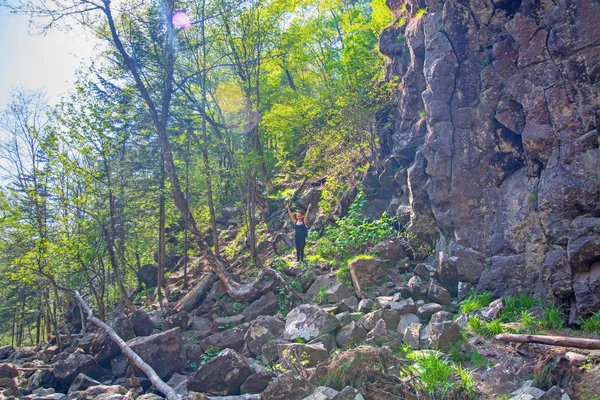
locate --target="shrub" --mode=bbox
[459,290,492,314]
[500,295,542,322]
[468,317,504,338]
[582,310,600,334]
[314,285,328,304]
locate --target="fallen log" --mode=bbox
[39,273,180,400]
[174,272,218,313]
[495,333,600,350]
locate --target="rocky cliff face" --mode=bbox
[376,0,600,322]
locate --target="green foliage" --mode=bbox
[581,310,600,334]
[277,286,291,317]
[315,188,395,276]
[405,350,476,399]
[200,347,221,365]
[289,278,303,293]
[459,290,492,314]
[314,285,328,304]
[468,317,504,338]
[500,295,542,323]
[533,361,556,391]
[415,7,428,17]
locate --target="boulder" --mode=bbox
[241,371,273,394]
[242,291,279,320]
[138,264,158,288]
[307,274,353,304]
[261,371,314,400]
[28,368,59,391]
[127,327,185,379]
[365,319,403,349]
[403,323,422,349]
[162,310,192,331]
[357,299,375,313]
[67,373,100,396]
[309,332,338,353]
[261,339,287,364]
[211,315,246,332]
[130,309,155,337]
[408,276,428,300]
[0,364,17,379]
[296,188,322,209]
[476,364,521,395]
[302,386,339,400]
[244,315,285,357]
[372,240,407,266]
[337,297,359,313]
[430,311,454,324]
[388,298,417,314]
[284,305,341,342]
[53,353,109,385]
[539,386,571,400]
[336,321,366,349]
[397,313,421,334]
[0,346,14,361]
[221,207,242,220]
[349,257,388,296]
[477,298,505,321]
[332,386,365,400]
[427,280,451,305]
[190,316,212,332]
[279,343,329,371]
[188,349,253,396]
[428,321,461,351]
[357,309,401,331]
[418,303,443,321]
[110,354,127,378]
[273,233,294,253]
[413,263,438,280]
[200,323,250,352]
[91,313,135,365]
[78,384,126,400]
[167,372,189,397]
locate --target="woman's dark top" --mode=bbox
[294,222,308,246]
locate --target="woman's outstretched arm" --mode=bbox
[305,203,313,228]
[286,205,296,223]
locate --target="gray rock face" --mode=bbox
[130,309,155,337]
[200,323,251,352]
[336,321,367,349]
[378,0,600,319]
[284,305,341,341]
[162,310,192,331]
[126,327,185,379]
[279,343,329,371]
[188,349,253,396]
[242,291,279,320]
[261,371,315,400]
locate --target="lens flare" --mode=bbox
[173,11,192,29]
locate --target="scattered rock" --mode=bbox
[427,280,451,305]
[240,371,272,394]
[53,353,109,385]
[337,297,359,313]
[127,327,185,379]
[564,351,588,366]
[349,257,388,297]
[279,343,329,370]
[428,321,461,351]
[110,354,127,378]
[408,276,428,300]
[78,384,126,400]
[242,291,279,321]
[397,313,421,334]
[188,349,253,396]
[365,319,403,349]
[372,240,406,266]
[244,315,285,357]
[357,309,401,331]
[336,321,367,349]
[137,264,158,288]
[307,274,353,304]
[302,386,339,400]
[476,364,521,396]
[261,371,314,400]
[284,305,341,342]
[200,323,251,352]
[418,303,443,320]
[539,386,571,400]
[0,364,17,379]
[67,373,100,396]
[332,386,365,400]
[130,309,155,337]
[357,299,375,313]
[211,315,246,332]
[0,346,14,361]
[91,313,135,365]
[162,310,192,331]
[413,263,438,280]
[403,323,422,349]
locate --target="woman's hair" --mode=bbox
[296,212,304,218]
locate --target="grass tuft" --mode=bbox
[582,310,600,334]
[459,290,492,314]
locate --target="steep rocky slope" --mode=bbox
[375,0,600,322]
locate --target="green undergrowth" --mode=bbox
[581,310,600,334]
[447,337,489,370]
[459,290,492,314]
[461,293,566,338]
[313,188,396,281]
[403,350,477,399]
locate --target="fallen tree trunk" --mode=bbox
[71,290,181,400]
[174,272,218,313]
[495,333,600,350]
[39,272,180,400]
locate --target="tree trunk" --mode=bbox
[495,333,600,350]
[158,153,166,304]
